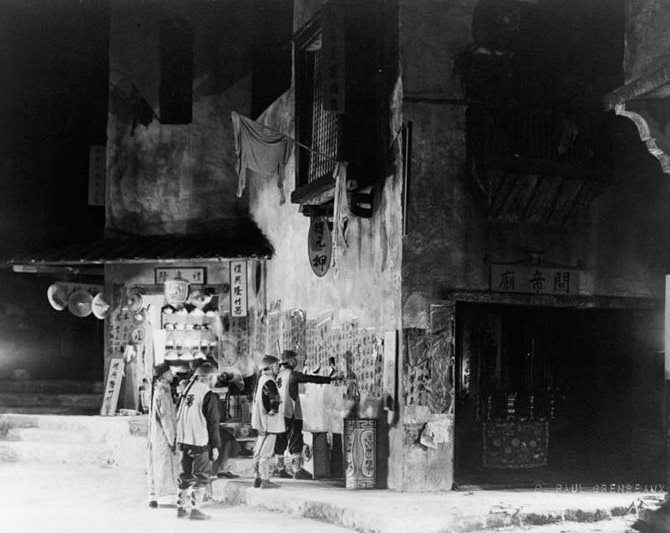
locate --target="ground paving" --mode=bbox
[212,477,664,533]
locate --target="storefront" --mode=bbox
[9,225,272,416]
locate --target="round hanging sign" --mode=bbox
[307,216,332,277]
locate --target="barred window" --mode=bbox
[307,47,339,183]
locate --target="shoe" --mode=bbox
[216,471,239,479]
[253,477,262,488]
[189,509,211,520]
[148,500,158,509]
[277,469,292,479]
[293,468,313,480]
[260,479,280,489]
[177,507,187,518]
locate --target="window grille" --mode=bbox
[307,48,339,183]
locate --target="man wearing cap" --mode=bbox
[251,355,284,488]
[274,350,340,480]
[175,362,221,520]
[147,363,177,509]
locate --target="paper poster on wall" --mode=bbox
[100,358,124,416]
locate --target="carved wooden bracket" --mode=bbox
[613,103,670,174]
[603,64,670,175]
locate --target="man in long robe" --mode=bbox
[147,363,177,508]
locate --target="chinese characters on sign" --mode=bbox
[230,261,248,318]
[490,264,580,295]
[155,267,206,285]
[100,358,124,416]
[308,216,332,277]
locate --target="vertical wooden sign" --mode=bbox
[100,357,124,416]
[230,261,248,317]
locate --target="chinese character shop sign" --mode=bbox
[230,261,248,317]
[490,264,581,295]
[308,216,332,277]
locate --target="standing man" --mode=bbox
[251,355,285,488]
[175,362,221,520]
[274,350,339,480]
[147,363,177,509]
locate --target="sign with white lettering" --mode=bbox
[308,217,332,277]
[230,261,248,317]
[100,358,124,416]
[490,264,580,295]
[155,267,206,285]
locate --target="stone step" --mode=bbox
[0,414,149,470]
[0,441,119,467]
[0,435,147,470]
[0,406,101,415]
[0,380,104,394]
[5,427,106,444]
[0,392,102,409]
[226,457,255,477]
[0,413,148,439]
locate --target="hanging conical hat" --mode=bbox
[91,293,111,320]
[47,283,69,311]
[68,290,93,318]
[123,291,144,313]
[188,289,212,309]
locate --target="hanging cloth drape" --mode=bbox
[331,162,350,270]
[231,111,293,204]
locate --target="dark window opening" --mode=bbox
[251,0,293,119]
[159,19,193,125]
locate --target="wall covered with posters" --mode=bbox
[246,86,404,488]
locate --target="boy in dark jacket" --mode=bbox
[175,362,221,520]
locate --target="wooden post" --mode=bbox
[664,276,670,496]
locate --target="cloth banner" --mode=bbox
[231,111,293,204]
[301,382,344,434]
[331,162,350,270]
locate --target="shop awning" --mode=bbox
[7,219,273,271]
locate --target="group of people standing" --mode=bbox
[251,350,338,488]
[146,349,339,520]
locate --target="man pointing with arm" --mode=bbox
[274,350,340,480]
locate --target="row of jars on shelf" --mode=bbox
[165,341,218,362]
[162,307,218,330]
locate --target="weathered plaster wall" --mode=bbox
[107,0,253,235]
[398,0,670,491]
[400,0,471,99]
[401,0,670,305]
[247,86,404,488]
[624,0,670,81]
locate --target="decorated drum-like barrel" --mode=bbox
[343,418,376,489]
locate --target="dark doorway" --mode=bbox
[454,302,662,488]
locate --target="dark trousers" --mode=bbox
[178,445,210,490]
[274,417,303,456]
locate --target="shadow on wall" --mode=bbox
[0,269,103,381]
